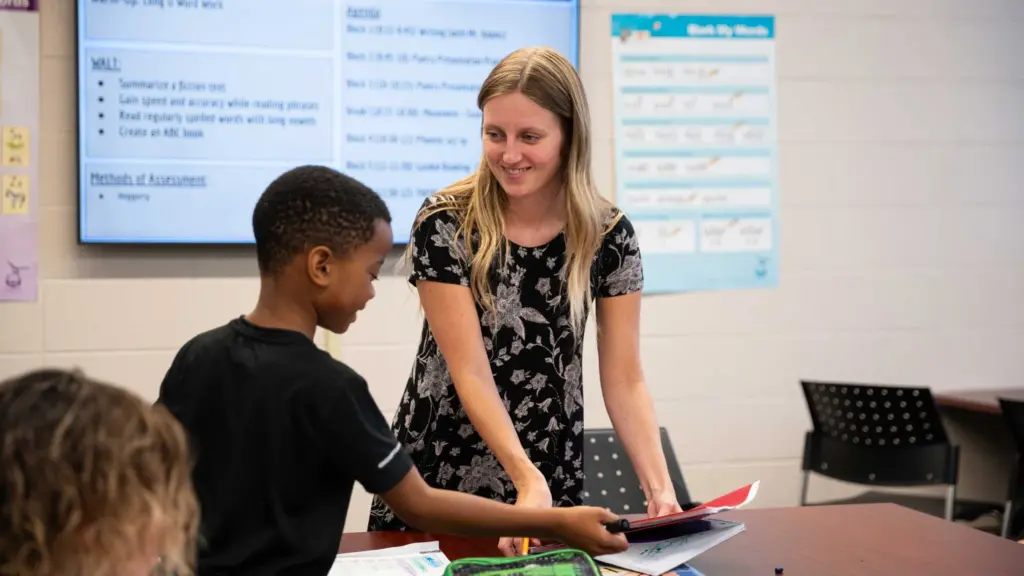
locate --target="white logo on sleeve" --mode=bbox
[377,443,402,469]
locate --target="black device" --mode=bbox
[603,518,631,534]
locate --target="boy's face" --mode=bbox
[310,218,393,334]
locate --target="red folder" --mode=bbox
[619,480,759,537]
[532,481,759,553]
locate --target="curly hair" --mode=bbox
[252,165,392,275]
[0,369,199,576]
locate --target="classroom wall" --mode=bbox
[2,0,1022,533]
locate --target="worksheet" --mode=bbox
[330,541,450,576]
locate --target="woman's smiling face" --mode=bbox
[482,91,564,200]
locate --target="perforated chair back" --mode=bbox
[998,398,1024,537]
[581,427,693,515]
[999,398,1024,455]
[800,380,958,486]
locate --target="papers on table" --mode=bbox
[596,519,745,575]
[329,541,450,576]
[601,563,706,575]
[595,481,759,574]
[331,481,758,576]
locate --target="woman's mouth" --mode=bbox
[503,166,531,178]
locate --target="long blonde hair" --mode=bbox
[407,46,620,334]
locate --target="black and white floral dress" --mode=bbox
[367,197,644,531]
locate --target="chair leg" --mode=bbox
[1001,500,1013,538]
[943,484,956,521]
[799,470,810,506]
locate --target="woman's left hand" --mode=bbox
[646,489,683,518]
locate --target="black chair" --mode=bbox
[581,427,698,514]
[997,398,1024,539]
[799,380,963,520]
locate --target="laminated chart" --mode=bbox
[610,14,778,294]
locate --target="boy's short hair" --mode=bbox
[252,165,392,275]
[0,368,198,576]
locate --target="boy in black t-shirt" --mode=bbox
[157,166,628,576]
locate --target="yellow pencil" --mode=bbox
[521,537,530,555]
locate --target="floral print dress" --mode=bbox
[367,198,644,531]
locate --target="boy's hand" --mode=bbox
[553,506,630,557]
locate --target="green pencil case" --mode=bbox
[443,548,601,575]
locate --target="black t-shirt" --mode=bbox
[157,317,413,576]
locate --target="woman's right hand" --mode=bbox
[497,474,553,556]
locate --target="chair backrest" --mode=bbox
[998,398,1024,501]
[999,398,1024,450]
[800,380,958,486]
[581,427,693,514]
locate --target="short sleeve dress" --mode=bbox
[367,197,644,531]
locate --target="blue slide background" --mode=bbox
[76,0,579,244]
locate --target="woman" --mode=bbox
[368,46,681,554]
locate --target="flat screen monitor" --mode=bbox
[75,0,580,245]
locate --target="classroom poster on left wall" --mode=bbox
[0,1,40,302]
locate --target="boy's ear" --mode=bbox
[306,246,334,287]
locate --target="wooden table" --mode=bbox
[341,503,1024,574]
[935,389,1024,415]
[934,389,1023,539]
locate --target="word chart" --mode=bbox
[611,14,778,293]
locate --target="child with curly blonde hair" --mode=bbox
[0,368,199,576]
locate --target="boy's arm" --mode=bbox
[380,467,628,557]
[325,371,416,496]
[323,369,626,557]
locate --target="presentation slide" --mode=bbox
[76,0,579,244]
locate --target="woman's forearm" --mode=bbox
[416,281,543,488]
[451,371,543,486]
[603,379,673,497]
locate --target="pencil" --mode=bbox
[521,537,530,555]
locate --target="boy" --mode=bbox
[156,165,628,575]
[0,368,198,576]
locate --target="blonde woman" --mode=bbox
[368,46,682,555]
[0,368,198,576]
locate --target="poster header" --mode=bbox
[0,0,37,12]
[612,14,774,40]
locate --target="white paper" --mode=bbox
[595,519,745,575]
[336,541,445,559]
[330,540,450,576]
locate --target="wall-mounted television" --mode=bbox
[75,0,580,245]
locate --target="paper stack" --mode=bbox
[600,564,706,575]
[330,540,450,576]
[594,481,759,575]
[533,480,759,575]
